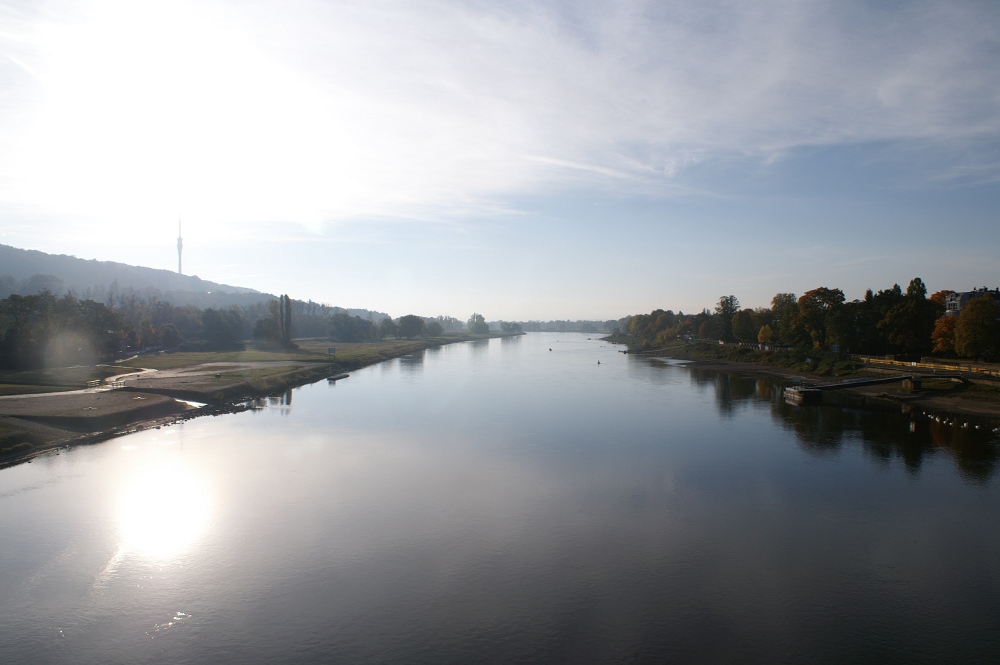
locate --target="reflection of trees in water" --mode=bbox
[633,359,685,386]
[689,369,780,418]
[690,367,999,482]
[399,350,426,373]
[266,389,293,413]
[774,391,999,483]
[772,402,848,455]
[266,390,292,406]
[469,339,490,359]
[923,419,999,483]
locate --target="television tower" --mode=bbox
[177,219,183,275]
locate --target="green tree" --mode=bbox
[468,313,489,334]
[159,322,182,348]
[78,298,123,361]
[426,321,444,336]
[379,316,398,340]
[139,317,157,348]
[253,316,279,341]
[698,319,715,339]
[714,295,739,342]
[771,293,800,344]
[954,297,1000,359]
[398,314,425,339]
[255,295,295,345]
[278,294,293,343]
[0,292,62,368]
[201,307,244,346]
[731,308,757,343]
[328,312,374,342]
[878,278,941,355]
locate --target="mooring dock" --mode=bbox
[783,373,965,405]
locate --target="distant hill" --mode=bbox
[0,243,390,319]
[0,243,270,308]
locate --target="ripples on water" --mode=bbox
[1,333,999,664]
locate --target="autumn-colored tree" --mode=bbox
[929,289,955,306]
[753,307,774,332]
[931,316,957,354]
[757,324,775,344]
[797,287,845,349]
[954,297,1000,359]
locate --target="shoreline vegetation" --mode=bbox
[609,278,1000,427]
[606,336,1000,425]
[0,331,521,468]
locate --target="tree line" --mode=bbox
[0,288,504,369]
[621,278,1000,361]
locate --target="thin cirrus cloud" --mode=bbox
[0,0,998,238]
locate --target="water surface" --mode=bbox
[2,333,999,663]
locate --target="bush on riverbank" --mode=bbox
[650,340,857,376]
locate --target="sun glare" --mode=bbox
[7,0,547,235]
[118,462,212,560]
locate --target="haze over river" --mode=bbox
[2,333,999,663]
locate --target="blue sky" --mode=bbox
[1,0,998,320]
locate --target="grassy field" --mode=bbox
[0,365,123,394]
[1,334,508,398]
[296,336,487,367]
[117,334,498,372]
[117,347,332,370]
[0,384,77,396]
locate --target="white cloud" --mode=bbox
[1,0,998,233]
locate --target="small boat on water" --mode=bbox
[328,373,350,382]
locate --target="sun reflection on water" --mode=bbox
[118,463,212,560]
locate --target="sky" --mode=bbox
[1,0,999,321]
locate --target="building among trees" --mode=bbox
[944,287,1000,316]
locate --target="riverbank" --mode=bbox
[617,339,1000,424]
[0,332,520,467]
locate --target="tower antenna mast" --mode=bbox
[177,218,183,275]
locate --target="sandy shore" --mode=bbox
[0,334,522,467]
[0,361,347,467]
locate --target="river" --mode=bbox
[2,333,999,663]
